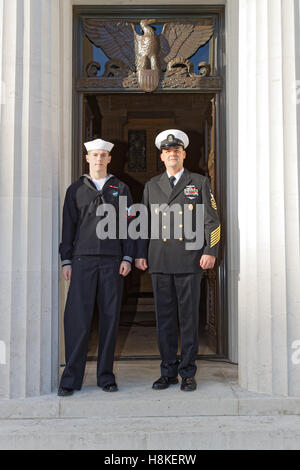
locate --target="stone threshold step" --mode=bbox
[126,298,155,305]
[121,305,156,312]
[1,393,300,420]
[1,415,300,450]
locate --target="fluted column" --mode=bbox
[0,0,60,398]
[225,0,239,364]
[238,0,300,395]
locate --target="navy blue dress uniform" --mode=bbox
[136,130,221,387]
[59,139,134,393]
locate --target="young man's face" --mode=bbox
[86,149,111,173]
[160,146,186,172]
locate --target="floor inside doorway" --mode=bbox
[87,295,216,359]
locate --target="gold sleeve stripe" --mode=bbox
[211,233,220,244]
[210,225,221,248]
[211,235,220,246]
[211,196,217,211]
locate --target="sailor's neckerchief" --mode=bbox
[82,174,115,215]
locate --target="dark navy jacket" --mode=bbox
[136,169,221,274]
[59,174,135,265]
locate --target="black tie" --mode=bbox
[169,176,176,188]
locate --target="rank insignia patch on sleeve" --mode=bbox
[210,191,217,210]
[210,225,221,248]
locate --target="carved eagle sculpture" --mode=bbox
[83,19,215,92]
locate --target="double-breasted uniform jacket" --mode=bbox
[136,169,221,274]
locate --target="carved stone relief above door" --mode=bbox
[77,18,222,93]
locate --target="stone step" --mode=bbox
[121,304,155,312]
[121,296,155,312]
[0,389,299,420]
[1,415,300,450]
[126,297,155,305]
[1,361,300,449]
[1,361,300,421]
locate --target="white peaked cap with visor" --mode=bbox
[155,129,189,150]
[84,138,114,153]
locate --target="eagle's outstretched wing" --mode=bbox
[161,21,215,64]
[82,20,136,70]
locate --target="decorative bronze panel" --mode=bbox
[81,18,219,92]
[128,130,147,171]
[156,147,165,173]
[76,76,222,92]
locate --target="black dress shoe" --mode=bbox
[102,383,118,392]
[180,377,197,391]
[152,376,179,390]
[57,387,74,397]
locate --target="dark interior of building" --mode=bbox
[83,92,218,359]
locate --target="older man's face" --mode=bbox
[160,146,186,172]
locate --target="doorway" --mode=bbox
[81,92,220,359]
[70,5,227,363]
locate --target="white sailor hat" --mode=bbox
[84,138,114,153]
[155,129,189,150]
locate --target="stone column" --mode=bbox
[225,0,240,364]
[0,0,61,398]
[238,0,300,395]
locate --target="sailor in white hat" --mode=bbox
[58,137,134,396]
[84,138,114,154]
[136,129,221,392]
[83,138,114,191]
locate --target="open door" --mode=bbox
[66,6,227,368]
[82,93,220,358]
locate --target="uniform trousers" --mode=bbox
[151,272,202,379]
[59,255,123,390]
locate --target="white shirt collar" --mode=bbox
[91,173,112,182]
[166,168,185,185]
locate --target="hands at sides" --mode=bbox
[62,261,132,280]
[135,257,216,271]
[119,261,132,277]
[63,257,213,279]
[135,259,148,271]
[200,255,216,270]
[62,265,72,281]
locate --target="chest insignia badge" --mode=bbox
[184,185,199,198]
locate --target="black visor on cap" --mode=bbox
[160,136,184,149]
